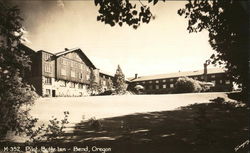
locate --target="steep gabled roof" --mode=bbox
[129,68,225,82]
[54,48,96,69]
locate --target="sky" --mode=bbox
[11,0,217,78]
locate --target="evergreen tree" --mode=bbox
[89,68,99,95]
[113,65,127,94]
[107,79,114,91]
[0,2,37,138]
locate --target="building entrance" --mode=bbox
[52,90,56,97]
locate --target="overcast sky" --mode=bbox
[13,0,217,78]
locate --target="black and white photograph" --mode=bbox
[0,0,249,153]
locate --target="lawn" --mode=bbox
[2,93,249,153]
[48,97,247,153]
[30,92,233,124]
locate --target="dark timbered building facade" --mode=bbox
[128,68,233,94]
[23,46,101,97]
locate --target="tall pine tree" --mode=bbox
[113,65,127,94]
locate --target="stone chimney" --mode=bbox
[135,73,138,79]
[204,60,210,82]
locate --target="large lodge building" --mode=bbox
[21,45,233,97]
[21,45,113,97]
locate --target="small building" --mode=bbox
[128,67,233,94]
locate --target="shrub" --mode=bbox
[87,117,102,130]
[26,111,70,143]
[174,77,202,93]
[198,81,213,92]
[210,97,225,104]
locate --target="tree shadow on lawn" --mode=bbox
[52,98,249,153]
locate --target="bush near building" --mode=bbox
[174,77,202,93]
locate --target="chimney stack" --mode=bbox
[204,60,210,82]
[135,73,138,79]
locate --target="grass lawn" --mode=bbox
[30,92,234,124]
[50,98,248,153]
[2,93,249,153]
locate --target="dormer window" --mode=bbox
[45,64,52,73]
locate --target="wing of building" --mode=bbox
[21,45,114,97]
[128,67,233,94]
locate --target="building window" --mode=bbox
[61,68,66,76]
[45,64,52,73]
[200,76,204,79]
[71,61,74,67]
[211,75,215,78]
[170,79,174,82]
[71,70,75,78]
[45,89,50,96]
[162,80,166,83]
[170,84,174,88]
[142,81,145,84]
[79,72,83,79]
[155,80,159,83]
[225,80,231,84]
[44,77,52,85]
[163,84,166,88]
[44,53,50,61]
[219,80,223,84]
[149,81,152,83]
[211,80,216,85]
[70,82,75,88]
[156,85,159,89]
[103,80,106,86]
[86,74,90,80]
[149,85,153,89]
[194,77,198,80]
